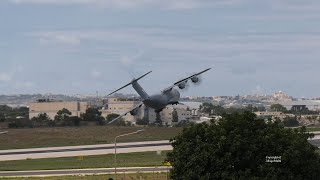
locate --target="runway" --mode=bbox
[0,140,172,161]
[0,138,317,162]
[0,166,172,177]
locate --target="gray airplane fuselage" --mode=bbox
[132,81,180,112]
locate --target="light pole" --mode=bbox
[114,129,145,179]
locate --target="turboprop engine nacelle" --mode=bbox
[178,81,186,89]
[191,76,199,83]
[130,108,138,115]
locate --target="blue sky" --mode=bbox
[0,0,320,97]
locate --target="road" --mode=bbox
[0,140,172,161]
[0,166,172,177]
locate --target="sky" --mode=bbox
[0,0,320,97]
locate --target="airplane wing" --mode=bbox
[107,102,144,124]
[107,71,152,96]
[162,68,211,92]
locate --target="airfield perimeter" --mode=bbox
[0,126,182,150]
[0,126,319,179]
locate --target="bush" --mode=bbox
[136,118,149,125]
[283,117,300,127]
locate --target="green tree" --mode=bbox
[136,116,149,125]
[167,112,320,180]
[201,102,215,114]
[282,116,300,127]
[270,104,287,112]
[82,108,103,120]
[172,109,179,123]
[36,113,50,122]
[31,113,51,127]
[0,105,29,120]
[81,108,105,125]
[0,105,12,112]
[68,116,81,126]
[54,108,72,126]
[155,113,162,125]
[0,113,5,122]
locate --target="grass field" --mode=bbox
[0,126,182,150]
[0,151,169,171]
[0,173,169,180]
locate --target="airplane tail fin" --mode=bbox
[107,71,152,99]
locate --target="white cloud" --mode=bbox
[120,51,143,67]
[0,73,12,82]
[14,81,35,88]
[8,0,252,10]
[33,32,81,45]
[29,28,320,58]
[91,69,101,78]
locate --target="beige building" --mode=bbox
[101,98,143,122]
[29,101,88,120]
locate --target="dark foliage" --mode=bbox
[172,109,179,123]
[0,105,29,121]
[136,116,149,125]
[282,116,300,127]
[167,112,320,180]
[81,108,105,125]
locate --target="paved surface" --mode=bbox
[0,167,172,177]
[309,139,320,147]
[309,131,320,134]
[0,140,172,161]
[309,134,320,140]
[307,131,320,140]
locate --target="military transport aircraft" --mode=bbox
[107,68,211,124]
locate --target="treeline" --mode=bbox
[6,107,128,128]
[270,103,319,115]
[200,103,266,115]
[201,103,320,116]
[0,105,29,122]
[200,103,319,127]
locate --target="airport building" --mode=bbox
[277,100,320,111]
[29,100,88,120]
[100,97,143,122]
